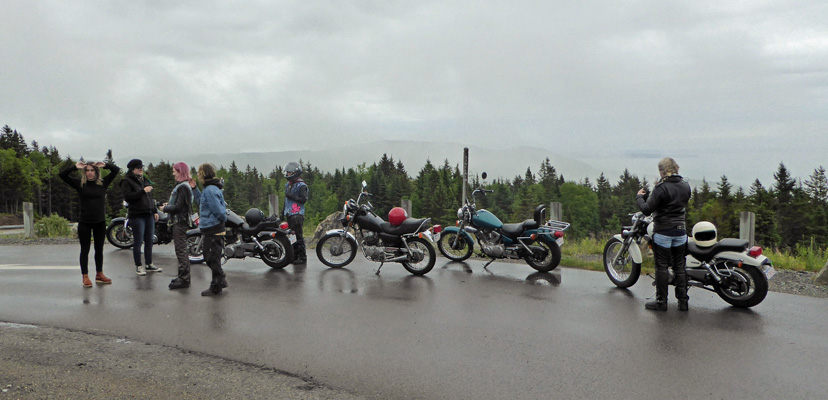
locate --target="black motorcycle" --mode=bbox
[315,181,439,275]
[185,208,295,269]
[106,201,175,249]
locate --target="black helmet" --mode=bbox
[244,208,265,227]
[284,162,302,181]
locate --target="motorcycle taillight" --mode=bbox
[553,230,564,239]
[280,222,289,230]
[749,246,763,257]
[432,225,442,234]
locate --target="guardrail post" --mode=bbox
[401,199,412,218]
[739,211,755,247]
[549,202,562,221]
[23,202,35,239]
[268,194,279,218]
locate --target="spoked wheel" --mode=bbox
[437,231,473,261]
[316,234,358,268]
[523,240,561,272]
[106,221,134,249]
[261,236,293,269]
[715,264,768,308]
[603,237,641,288]
[186,233,204,263]
[402,237,437,275]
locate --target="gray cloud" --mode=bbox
[2,0,826,185]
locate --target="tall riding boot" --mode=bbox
[646,244,670,311]
[293,241,307,264]
[671,244,689,311]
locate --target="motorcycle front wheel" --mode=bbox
[402,237,437,275]
[261,236,293,269]
[715,264,768,308]
[523,239,561,272]
[316,234,358,268]
[603,237,641,288]
[106,221,134,249]
[186,233,204,264]
[437,231,473,261]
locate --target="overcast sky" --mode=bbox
[2,0,826,187]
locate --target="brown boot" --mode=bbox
[95,272,112,284]
[82,274,93,288]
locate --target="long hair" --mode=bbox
[80,165,102,187]
[173,162,191,182]
[198,163,217,182]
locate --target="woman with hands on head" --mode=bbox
[59,159,120,287]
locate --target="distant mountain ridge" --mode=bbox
[163,140,609,183]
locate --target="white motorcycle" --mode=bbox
[603,212,776,308]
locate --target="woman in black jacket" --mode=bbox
[59,160,120,287]
[636,157,692,311]
[121,159,160,276]
[162,162,198,289]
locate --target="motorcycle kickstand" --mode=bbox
[374,262,384,275]
[482,258,496,269]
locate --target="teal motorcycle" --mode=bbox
[437,174,570,272]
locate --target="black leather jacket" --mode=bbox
[636,175,691,232]
[121,171,157,217]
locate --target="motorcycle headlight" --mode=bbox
[457,207,464,219]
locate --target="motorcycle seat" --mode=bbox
[380,218,428,235]
[240,219,282,237]
[687,238,749,263]
[501,219,539,238]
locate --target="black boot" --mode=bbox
[678,300,689,311]
[169,278,190,289]
[201,287,222,296]
[645,299,668,311]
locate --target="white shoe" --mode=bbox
[136,264,147,276]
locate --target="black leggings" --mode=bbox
[77,221,106,274]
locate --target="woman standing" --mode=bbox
[162,162,198,289]
[196,163,228,296]
[59,160,120,287]
[636,157,692,311]
[121,159,161,276]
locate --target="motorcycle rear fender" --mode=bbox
[710,251,767,267]
[110,217,127,223]
[441,226,474,245]
[325,229,357,243]
[613,233,643,264]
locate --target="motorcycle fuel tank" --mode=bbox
[472,209,503,230]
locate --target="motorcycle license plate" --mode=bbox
[763,265,776,280]
[556,237,564,247]
[288,234,297,244]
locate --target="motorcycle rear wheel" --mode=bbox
[261,236,293,269]
[402,237,437,275]
[437,231,473,261]
[106,221,134,249]
[715,264,768,308]
[523,239,561,272]
[316,234,357,268]
[603,237,641,288]
[186,233,204,264]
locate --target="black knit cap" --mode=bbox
[127,159,143,170]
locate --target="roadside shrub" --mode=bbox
[35,214,72,238]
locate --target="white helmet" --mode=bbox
[692,221,718,247]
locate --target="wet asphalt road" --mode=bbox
[1,244,827,399]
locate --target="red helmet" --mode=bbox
[388,207,408,226]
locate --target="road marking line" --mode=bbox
[0,265,77,270]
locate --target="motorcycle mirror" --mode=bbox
[481,172,487,180]
[361,180,367,189]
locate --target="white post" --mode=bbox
[739,211,755,247]
[23,202,35,239]
[268,194,279,217]
[549,202,562,222]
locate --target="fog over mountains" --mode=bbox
[135,140,721,189]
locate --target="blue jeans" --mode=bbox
[130,214,155,266]
[653,233,687,248]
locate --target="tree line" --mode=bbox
[2,124,826,254]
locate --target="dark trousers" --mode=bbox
[130,214,155,266]
[203,232,226,291]
[172,222,190,282]
[287,214,306,262]
[653,243,689,303]
[77,221,106,275]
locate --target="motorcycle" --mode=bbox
[603,212,776,308]
[315,181,440,275]
[106,201,177,249]
[185,208,295,269]
[437,173,570,272]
